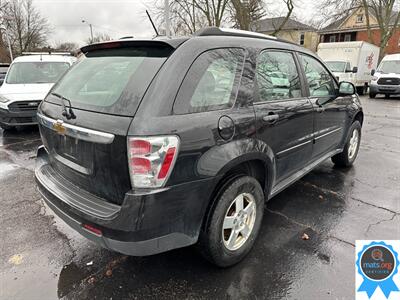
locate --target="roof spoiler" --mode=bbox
[80,38,188,53]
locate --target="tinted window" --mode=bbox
[256,51,302,102]
[300,54,336,97]
[48,46,172,116]
[6,62,70,84]
[174,48,244,114]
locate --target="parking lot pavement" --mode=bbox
[0,95,399,300]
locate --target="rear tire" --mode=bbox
[369,92,376,99]
[332,121,361,168]
[198,176,264,267]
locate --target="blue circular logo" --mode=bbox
[356,241,399,298]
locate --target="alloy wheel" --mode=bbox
[348,128,359,160]
[222,193,257,251]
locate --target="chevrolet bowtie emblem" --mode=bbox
[53,120,66,135]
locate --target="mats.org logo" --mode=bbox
[356,240,400,300]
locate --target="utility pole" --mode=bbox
[82,19,94,42]
[164,0,170,37]
[0,26,13,62]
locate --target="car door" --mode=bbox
[253,49,314,183]
[298,53,348,159]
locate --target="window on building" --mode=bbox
[329,35,336,43]
[356,14,364,23]
[299,32,305,45]
[344,34,352,42]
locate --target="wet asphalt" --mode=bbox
[0,95,399,300]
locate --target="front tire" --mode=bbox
[198,176,264,267]
[369,92,376,98]
[357,86,366,95]
[332,121,361,168]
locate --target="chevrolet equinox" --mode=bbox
[35,27,363,267]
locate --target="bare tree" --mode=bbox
[365,0,400,60]
[154,0,209,35]
[1,0,50,55]
[152,0,230,35]
[194,0,230,27]
[271,0,294,36]
[85,32,112,45]
[54,41,80,51]
[318,0,400,60]
[230,0,265,30]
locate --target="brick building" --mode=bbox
[319,7,400,56]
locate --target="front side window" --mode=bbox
[174,48,245,114]
[6,62,70,84]
[325,61,346,73]
[256,51,302,102]
[300,54,337,97]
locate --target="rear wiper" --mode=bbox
[51,92,76,120]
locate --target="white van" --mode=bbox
[369,53,400,98]
[317,41,380,95]
[0,53,76,130]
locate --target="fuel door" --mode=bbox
[218,115,235,140]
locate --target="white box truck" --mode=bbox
[317,41,380,95]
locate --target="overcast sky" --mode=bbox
[33,0,316,47]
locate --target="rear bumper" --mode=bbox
[0,107,38,126]
[35,146,219,256]
[369,83,400,95]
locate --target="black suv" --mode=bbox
[35,28,363,267]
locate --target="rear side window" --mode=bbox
[174,48,245,114]
[256,50,302,102]
[47,46,172,116]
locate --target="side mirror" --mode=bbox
[339,81,356,96]
[371,69,375,76]
[352,66,358,73]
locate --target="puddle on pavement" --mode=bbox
[0,161,20,179]
[57,262,87,298]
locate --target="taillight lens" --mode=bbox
[127,136,179,188]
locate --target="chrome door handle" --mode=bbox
[262,114,279,123]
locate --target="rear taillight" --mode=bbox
[127,136,179,188]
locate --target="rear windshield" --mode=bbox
[6,62,70,84]
[47,46,172,116]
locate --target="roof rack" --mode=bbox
[194,27,277,41]
[21,51,73,56]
